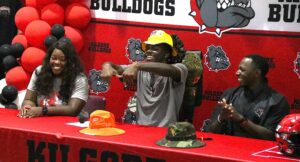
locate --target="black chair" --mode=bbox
[77,95,106,123]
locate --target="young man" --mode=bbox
[0,0,23,79]
[0,0,22,45]
[205,54,290,140]
[101,30,188,127]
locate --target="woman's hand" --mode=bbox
[18,105,43,118]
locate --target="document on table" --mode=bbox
[66,121,90,128]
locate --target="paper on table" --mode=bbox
[66,121,90,128]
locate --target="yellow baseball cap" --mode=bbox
[142,30,177,57]
[79,110,125,136]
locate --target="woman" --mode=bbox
[18,39,88,118]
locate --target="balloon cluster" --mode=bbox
[0,43,24,73]
[3,0,91,92]
[44,24,64,48]
[0,85,18,109]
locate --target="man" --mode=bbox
[101,30,188,127]
[205,54,290,140]
[0,0,23,79]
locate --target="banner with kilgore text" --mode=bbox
[81,0,300,129]
[0,128,169,162]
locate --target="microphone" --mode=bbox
[77,110,89,123]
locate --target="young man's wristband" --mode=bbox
[42,105,48,116]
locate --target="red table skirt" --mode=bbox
[0,109,298,162]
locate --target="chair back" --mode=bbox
[80,95,106,116]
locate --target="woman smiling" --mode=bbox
[18,39,88,118]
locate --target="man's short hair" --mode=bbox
[245,54,269,78]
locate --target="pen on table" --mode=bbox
[198,137,213,141]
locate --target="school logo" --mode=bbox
[204,45,230,72]
[126,38,145,62]
[254,107,265,118]
[189,0,255,36]
[89,69,109,94]
[294,52,300,79]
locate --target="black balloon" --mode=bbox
[5,103,18,109]
[44,35,58,48]
[11,43,25,58]
[0,44,12,60]
[0,94,8,105]
[3,55,18,71]
[51,24,65,39]
[2,85,18,103]
[59,37,72,44]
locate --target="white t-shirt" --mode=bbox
[27,66,88,107]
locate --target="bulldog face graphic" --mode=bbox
[126,38,145,62]
[294,53,300,79]
[89,69,109,94]
[190,0,255,36]
[204,45,230,72]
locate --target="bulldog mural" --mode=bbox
[126,38,145,62]
[190,0,255,36]
[204,45,230,72]
[89,69,109,94]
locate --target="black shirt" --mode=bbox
[0,0,23,79]
[0,0,22,45]
[207,83,290,139]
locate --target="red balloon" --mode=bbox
[65,3,91,29]
[25,20,51,48]
[12,34,28,49]
[21,47,46,73]
[26,0,58,8]
[64,26,83,52]
[41,3,64,26]
[15,7,40,33]
[5,66,31,91]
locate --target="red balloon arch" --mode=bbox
[41,3,65,26]
[5,0,91,91]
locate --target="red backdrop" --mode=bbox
[79,19,300,129]
[13,0,298,130]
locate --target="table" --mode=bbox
[0,109,298,162]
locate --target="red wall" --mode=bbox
[80,19,300,129]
